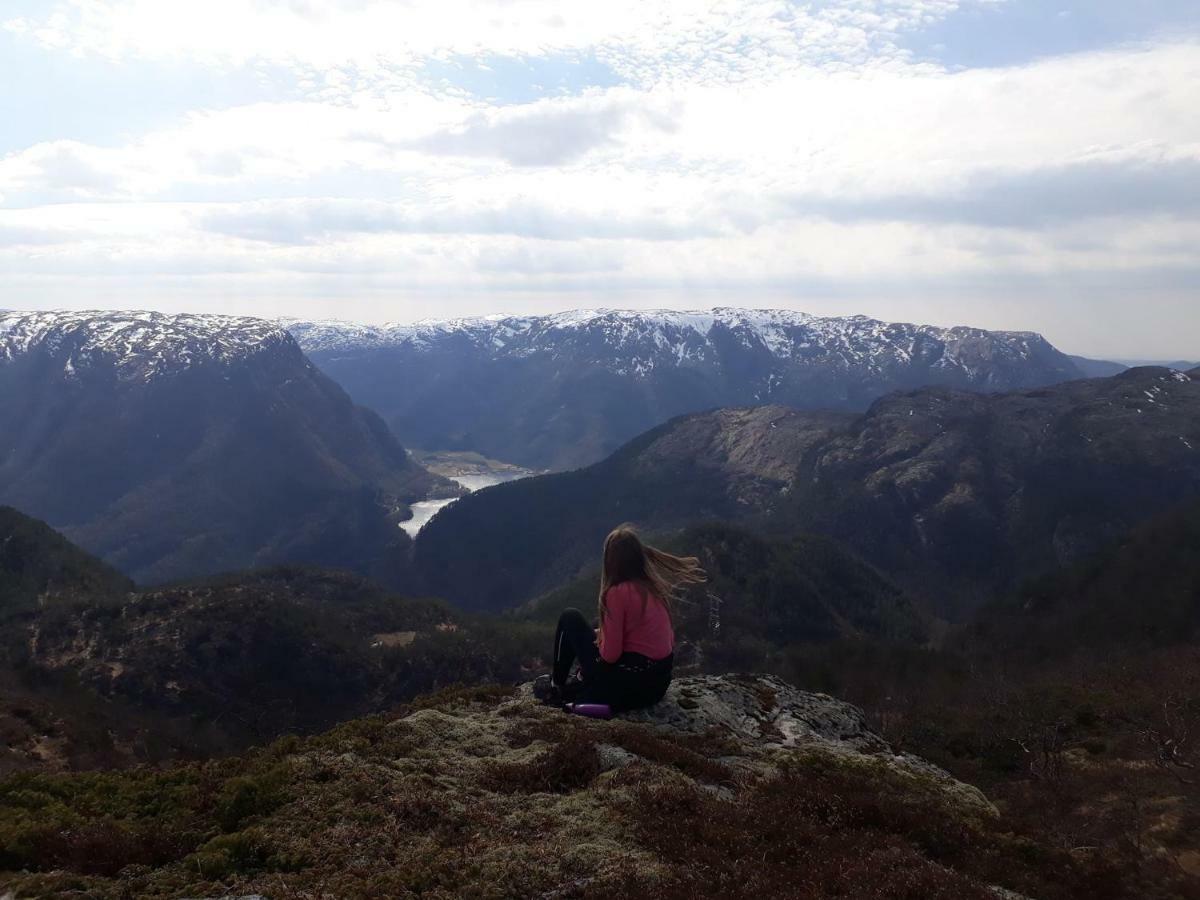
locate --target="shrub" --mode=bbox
[215,764,291,832]
[484,731,601,794]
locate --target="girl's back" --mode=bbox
[600,581,674,663]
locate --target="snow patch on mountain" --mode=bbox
[283,307,1063,383]
[0,310,294,381]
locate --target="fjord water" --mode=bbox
[400,458,535,537]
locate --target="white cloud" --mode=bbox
[6,0,986,84]
[1,1,1199,356]
[409,90,680,165]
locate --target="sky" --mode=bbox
[1,1,1198,358]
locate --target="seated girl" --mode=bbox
[535,524,706,712]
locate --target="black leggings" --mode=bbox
[552,608,673,712]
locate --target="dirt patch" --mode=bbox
[370,631,417,648]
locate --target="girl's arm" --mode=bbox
[599,585,626,663]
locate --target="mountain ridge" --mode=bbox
[284,307,1085,470]
[411,368,1200,617]
[0,310,291,382]
[0,506,132,614]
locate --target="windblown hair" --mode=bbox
[598,524,707,622]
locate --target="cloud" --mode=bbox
[3,1,998,92]
[473,241,625,275]
[198,197,722,243]
[3,2,1200,356]
[409,92,678,166]
[785,155,1200,227]
[0,141,123,200]
[0,224,85,247]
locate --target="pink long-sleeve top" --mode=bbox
[599,581,675,663]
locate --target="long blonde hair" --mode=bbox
[598,524,706,622]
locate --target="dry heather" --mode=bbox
[0,676,1144,899]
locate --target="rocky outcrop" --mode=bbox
[619,673,893,752]
[525,674,995,817]
[4,674,1099,899]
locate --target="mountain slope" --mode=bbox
[0,506,132,614]
[410,406,849,610]
[788,367,1200,615]
[0,551,543,772]
[1068,355,1127,378]
[413,369,1200,618]
[975,498,1200,655]
[286,308,1084,469]
[0,311,446,584]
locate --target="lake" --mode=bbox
[399,453,539,537]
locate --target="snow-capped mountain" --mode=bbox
[0,309,441,585]
[284,308,1085,470]
[0,310,292,382]
[285,307,1069,383]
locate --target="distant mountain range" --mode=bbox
[285,308,1086,470]
[412,367,1200,618]
[1070,355,1199,378]
[0,310,446,585]
[1,306,1188,608]
[1118,358,1200,371]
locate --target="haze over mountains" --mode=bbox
[287,308,1086,470]
[0,311,445,585]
